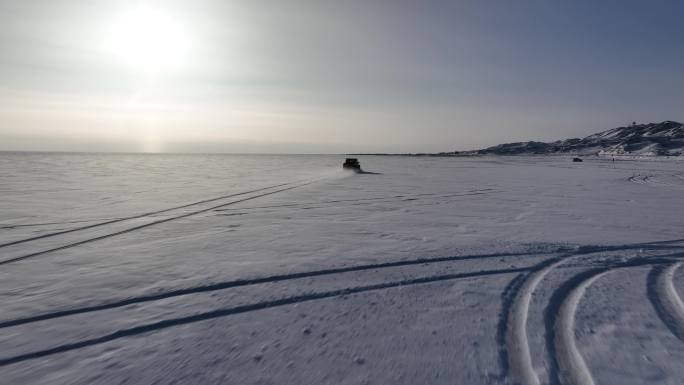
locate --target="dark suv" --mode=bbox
[343,158,361,171]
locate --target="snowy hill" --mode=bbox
[456,121,684,156]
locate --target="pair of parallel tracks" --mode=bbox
[0,179,322,265]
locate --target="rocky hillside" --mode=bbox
[454,121,684,156]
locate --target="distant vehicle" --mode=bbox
[343,158,361,172]
[572,157,583,162]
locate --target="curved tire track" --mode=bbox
[627,175,648,185]
[546,260,672,385]
[0,266,528,367]
[648,262,684,341]
[501,250,680,385]
[0,250,537,329]
[504,257,566,385]
[548,269,606,385]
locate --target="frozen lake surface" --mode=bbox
[1,153,684,384]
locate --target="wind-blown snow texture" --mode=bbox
[1,152,684,385]
[452,120,684,156]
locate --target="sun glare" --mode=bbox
[107,7,189,73]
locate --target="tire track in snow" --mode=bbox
[503,256,565,385]
[0,250,538,329]
[0,266,529,367]
[648,262,684,341]
[1,189,493,233]
[0,245,681,366]
[0,181,294,249]
[0,186,492,266]
[636,173,684,191]
[546,259,674,385]
[0,218,125,230]
[547,269,607,385]
[500,247,683,385]
[0,181,318,266]
[626,173,684,190]
[0,186,491,259]
[627,175,648,185]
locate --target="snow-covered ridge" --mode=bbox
[453,121,684,156]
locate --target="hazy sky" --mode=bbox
[0,0,683,153]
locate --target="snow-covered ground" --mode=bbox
[1,153,684,384]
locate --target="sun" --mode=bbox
[107,6,190,73]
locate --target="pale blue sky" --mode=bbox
[0,0,682,153]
